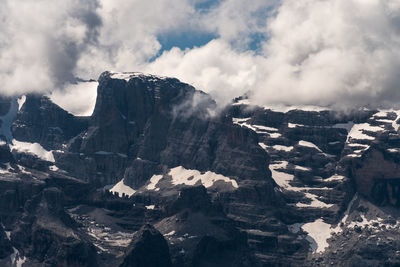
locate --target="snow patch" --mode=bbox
[328,141,340,145]
[373,111,389,117]
[110,72,142,81]
[324,174,345,182]
[145,205,155,210]
[376,119,393,123]
[301,219,333,253]
[109,71,167,82]
[391,111,400,131]
[147,174,163,191]
[298,140,322,152]
[258,142,268,150]
[169,166,238,189]
[5,231,11,240]
[270,161,334,208]
[347,143,369,148]
[232,117,251,124]
[269,161,294,188]
[347,154,362,158]
[233,118,274,134]
[373,110,400,131]
[295,165,311,171]
[269,132,282,138]
[10,247,26,267]
[17,95,26,111]
[296,193,334,208]
[49,165,59,171]
[288,123,304,128]
[347,123,383,141]
[109,179,136,197]
[252,125,278,132]
[165,231,175,236]
[238,123,257,132]
[233,121,275,134]
[270,169,294,188]
[10,140,55,162]
[273,145,294,152]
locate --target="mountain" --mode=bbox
[0,71,399,266]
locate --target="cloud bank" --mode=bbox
[1,0,400,111]
[0,0,101,95]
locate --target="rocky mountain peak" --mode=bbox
[0,72,399,266]
[120,224,172,267]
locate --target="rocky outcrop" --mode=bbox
[57,72,273,191]
[1,73,400,266]
[0,223,13,259]
[168,186,215,215]
[0,96,11,117]
[350,147,400,206]
[12,94,89,150]
[12,187,98,266]
[120,224,172,267]
[0,143,14,165]
[152,185,256,266]
[192,235,253,267]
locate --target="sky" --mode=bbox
[1,0,400,115]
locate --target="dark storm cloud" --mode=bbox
[48,0,102,86]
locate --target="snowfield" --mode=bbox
[169,166,239,189]
[109,179,136,197]
[10,140,55,162]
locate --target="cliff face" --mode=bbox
[350,146,400,206]
[12,95,89,150]
[0,72,399,266]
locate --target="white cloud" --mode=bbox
[0,0,101,96]
[199,0,276,48]
[148,0,400,109]
[146,40,261,106]
[249,0,400,108]
[2,0,400,111]
[49,81,98,116]
[75,0,197,79]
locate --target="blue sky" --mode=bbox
[156,31,218,59]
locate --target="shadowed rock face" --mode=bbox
[0,223,13,259]
[154,185,256,267]
[11,187,98,267]
[0,97,11,117]
[192,235,252,267]
[120,224,172,267]
[0,144,14,165]
[351,148,400,206]
[12,95,89,150]
[2,73,400,266]
[53,72,273,191]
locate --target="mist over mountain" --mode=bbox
[1,1,400,267]
[0,72,399,266]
